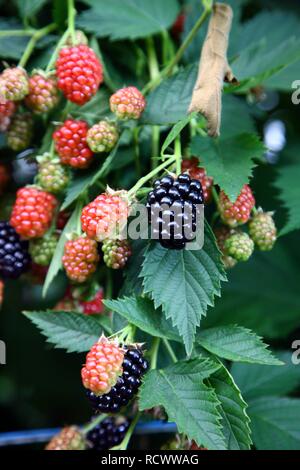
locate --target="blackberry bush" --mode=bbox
[1,0,297,454]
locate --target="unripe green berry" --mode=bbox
[36,153,70,194]
[7,113,33,151]
[102,239,131,269]
[225,232,254,262]
[249,210,277,251]
[29,234,58,266]
[87,121,119,153]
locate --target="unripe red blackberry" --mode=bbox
[86,345,148,413]
[81,190,130,241]
[56,45,103,105]
[87,121,119,153]
[102,239,131,269]
[29,233,58,266]
[53,119,94,169]
[25,73,59,114]
[225,231,254,262]
[62,236,99,283]
[45,426,86,450]
[0,67,29,101]
[81,336,125,396]
[10,187,57,239]
[110,86,146,120]
[219,185,255,227]
[7,113,33,151]
[249,210,277,251]
[36,153,70,194]
[214,225,237,269]
[0,100,17,132]
[182,157,213,203]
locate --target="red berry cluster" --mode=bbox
[181,157,213,203]
[10,187,57,239]
[56,45,103,105]
[219,185,255,227]
[53,119,94,169]
[62,236,99,283]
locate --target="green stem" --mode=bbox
[67,0,76,45]
[151,126,160,169]
[133,127,141,178]
[142,7,211,94]
[175,135,182,175]
[146,37,160,80]
[211,186,219,208]
[18,23,57,68]
[0,30,35,37]
[150,337,160,370]
[45,29,71,73]
[113,412,141,450]
[163,339,177,364]
[82,414,107,435]
[128,156,176,197]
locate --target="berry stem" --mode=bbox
[67,0,77,45]
[18,23,57,68]
[128,156,176,197]
[175,135,182,176]
[146,37,160,81]
[150,337,160,370]
[45,29,71,73]
[113,412,141,450]
[211,186,220,208]
[0,29,35,37]
[133,127,141,178]
[82,413,108,435]
[151,126,160,170]
[142,6,211,94]
[163,338,177,363]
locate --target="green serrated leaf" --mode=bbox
[78,0,179,40]
[231,351,300,401]
[274,164,300,235]
[23,311,105,353]
[191,133,264,202]
[249,397,300,450]
[104,296,180,342]
[207,364,252,450]
[43,201,82,297]
[141,222,226,355]
[198,325,283,365]
[139,358,226,450]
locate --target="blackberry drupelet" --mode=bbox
[146,173,204,249]
[86,347,148,413]
[87,417,130,450]
[0,221,31,279]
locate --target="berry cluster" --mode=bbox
[102,239,131,270]
[181,157,213,203]
[25,73,59,114]
[7,113,33,151]
[53,119,94,169]
[36,153,70,194]
[87,416,130,451]
[110,86,146,120]
[62,236,99,283]
[219,185,255,227]
[146,173,204,249]
[10,187,57,239]
[45,426,86,451]
[0,221,31,279]
[81,191,130,241]
[86,345,148,413]
[29,233,58,266]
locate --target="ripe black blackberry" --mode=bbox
[0,221,31,279]
[146,173,204,249]
[87,416,130,450]
[86,347,148,413]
